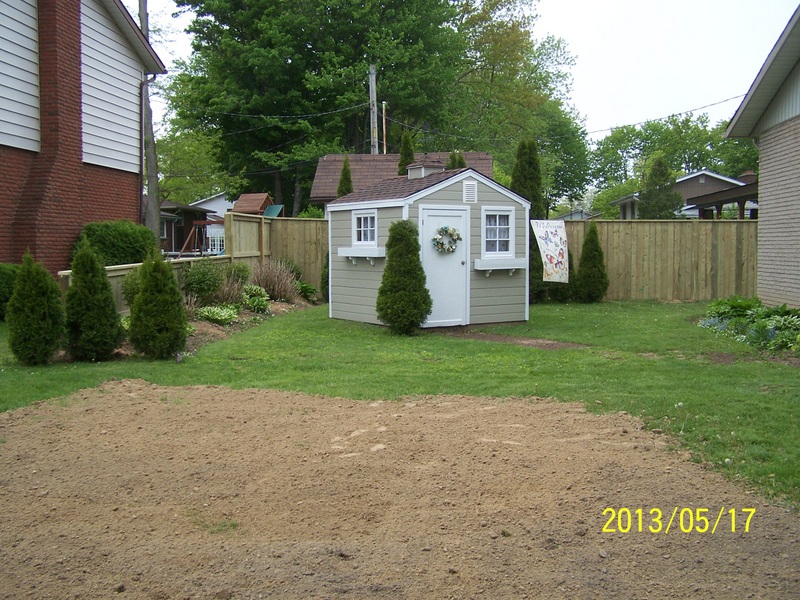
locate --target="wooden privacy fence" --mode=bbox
[563,220,758,302]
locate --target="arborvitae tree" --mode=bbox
[574,222,609,303]
[337,154,353,197]
[129,253,187,359]
[65,239,123,361]
[376,220,432,335]
[397,132,415,175]
[638,151,683,219]
[510,139,546,219]
[320,252,329,302]
[528,249,548,303]
[6,251,65,365]
[546,249,576,303]
[446,150,467,169]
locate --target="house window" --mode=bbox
[483,208,514,257]
[208,233,225,254]
[353,210,377,246]
[160,220,167,239]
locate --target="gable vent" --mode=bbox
[463,180,478,203]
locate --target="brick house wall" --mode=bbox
[1,0,157,273]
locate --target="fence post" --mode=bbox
[224,213,234,260]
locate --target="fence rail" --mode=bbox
[563,220,758,302]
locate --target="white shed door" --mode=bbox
[420,207,469,327]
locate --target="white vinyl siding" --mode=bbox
[0,0,40,152]
[81,0,143,172]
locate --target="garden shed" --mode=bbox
[327,162,530,327]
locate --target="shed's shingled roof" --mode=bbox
[311,152,493,203]
[232,193,273,214]
[328,169,471,206]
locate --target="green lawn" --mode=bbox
[1,301,798,505]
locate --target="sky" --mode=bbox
[136,0,799,141]
[534,0,799,139]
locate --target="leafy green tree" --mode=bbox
[397,132,415,175]
[337,155,353,197]
[510,138,545,219]
[65,240,123,361]
[170,0,464,194]
[6,252,65,365]
[710,121,759,179]
[129,253,187,359]
[376,220,432,335]
[157,129,247,204]
[574,222,609,303]
[638,152,683,219]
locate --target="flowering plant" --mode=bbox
[432,225,462,253]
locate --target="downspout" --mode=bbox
[140,73,157,226]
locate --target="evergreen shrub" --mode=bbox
[120,267,142,310]
[547,250,576,303]
[574,222,609,303]
[320,253,329,302]
[0,263,21,320]
[6,252,65,365]
[74,220,157,266]
[376,220,432,335]
[183,259,224,305]
[129,253,187,359]
[65,240,123,361]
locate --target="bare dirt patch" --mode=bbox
[1,381,798,599]
[441,327,587,350]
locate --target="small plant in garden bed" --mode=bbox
[242,285,271,314]
[699,295,800,353]
[196,304,240,326]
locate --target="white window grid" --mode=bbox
[353,211,377,246]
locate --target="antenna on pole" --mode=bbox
[369,64,378,155]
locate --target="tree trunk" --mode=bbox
[139,0,160,236]
[292,170,301,217]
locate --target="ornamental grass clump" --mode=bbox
[251,259,299,302]
[129,253,187,359]
[6,251,64,365]
[376,220,432,335]
[65,240,123,361]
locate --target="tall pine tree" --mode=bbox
[397,132,415,175]
[337,155,353,197]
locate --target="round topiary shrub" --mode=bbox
[6,251,65,365]
[65,239,123,361]
[129,253,187,359]
[182,259,224,306]
[376,220,432,335]
[74,220,157,266]
[574,221,609,303]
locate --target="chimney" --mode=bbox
[738,170,757,184]
[407,156,445,179]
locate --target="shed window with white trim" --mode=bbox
[482,207,514,257]
[353,210,377,246]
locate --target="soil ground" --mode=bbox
[1,308,799,599]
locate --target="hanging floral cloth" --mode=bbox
[530,220,569,283]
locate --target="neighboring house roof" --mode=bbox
[684,182,759,211]
[100,0,166,74]
[190,192,229,208]
[310,152,494,203]
[727,6,800,138]
[676,170,744,189]
[327,168,529,211]
[160,201,215,214]
[550,208,600,220]
[232,192,274,214]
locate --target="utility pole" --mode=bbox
[139,0,159,236]
[369,64,378,155]
[382,101,387,154]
